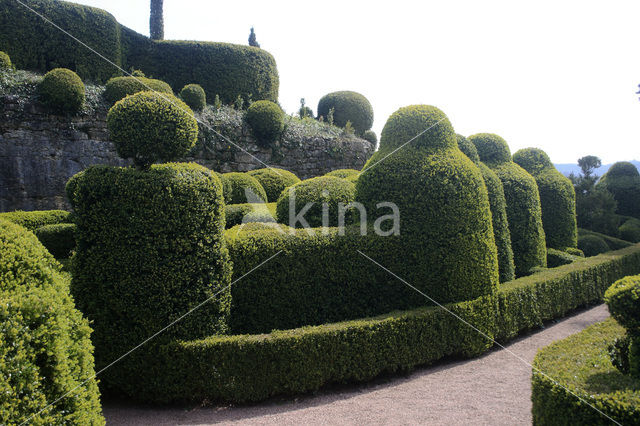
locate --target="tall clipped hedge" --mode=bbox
[0,219,103,424]
[66,163,232,396]
[597,161,640,219]
[470,134,547,276]
[247,167,300,202]
[356,105,499,305]
[317,91,374,135]
[457,135,515,282]
[513,147,578,249]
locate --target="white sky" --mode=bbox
[66,0,640,164]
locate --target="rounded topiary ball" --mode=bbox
[247,168,300,202]
[619,219,640,243]
[363,129,377,145]
[605,274,640,333]
[107,91,198,169]
[276,176,355,228]
[220,172,268,204]
[378,104,454,153]
[180,84,206,111]
[577,234,609,256]
[470,134,547,276]
[317,91,374,135]
[513,147,578,250]
[597,161,640,219]
[104,76,174,105]
[325,169,360,180]
[0,51,12,70]
[38,68,85,114]
[245,100,285,146]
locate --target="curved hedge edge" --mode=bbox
[532,318,640,425]
[496,244,640,342]
[0,210,72,231]
[578,228,633,251]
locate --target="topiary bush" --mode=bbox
[513,147,578,250]
[224,203,276,228]
[317,91,374,135]
[0,209,72,231]
[245,100,284,146]
[0,50,11,70]
[276,176,356,228]
[247,167,300,202]
[107,91,198,169]
[597,161,640,219]
[220,172,268,204]
[66,163,232,396]
[564,247,585,257]
[0,218,103,424]
[605,274,640,376]
[470,133,547,276]
[34,223,76,259]
[546,247,581,268]
[619,218,640,243]
[38,68,85,114]
[103,75,173,105]
[356,105,499,304]
[325,168,361,180]
[179,83,206,111]
[363,129,377,145]
[577,234,610,257]
[457,134,515,282]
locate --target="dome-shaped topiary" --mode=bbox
[470,134,547,276]
[276,176,355,228]
[180,83,206,111]
[104,76,173,105]
[597,162,640,219]
[619,218,640,243]
[0,219,103,424]
[457,134,515,282]
[577,234,609,256]
[247,168,300,202]
[317,91,374,135]
[0,51,12,70]
[107,91,198,169]
[325,169,360,180]
[513,147,578,250]
[220,172,268,204]
[363,129,377,145]
[245,100,285,146]
[38,68,85,114]
[356,105,499,304]
[605,274,640,334]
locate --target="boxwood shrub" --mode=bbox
[457,134,515,282]
[103,76,173,105]
[597,161,640,219]
[179,83,206,111]
[363,129,377,145]
[0,218,103,424]
[34,223,76,259]
[220,172,268,204]
[0,209,72,231]
[247,168,300,202]
[245,100,285,146]
[276,176,356,228]
[578,234,610,257]
[38,68,85,114]
[66,163,232,396]
[325,168,361,179]
[317,91,374,135]
[546,247,580,268]
[619,218,640,243]
[513,148,578,249]
[470,133,547,276]
[579,227,633,250]
[224,203,276,228]
[0,51,11,70]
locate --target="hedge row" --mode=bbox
[224,203,277,228]
[578,228,633,250]
[0,209,72,231]
[531,318,640,425]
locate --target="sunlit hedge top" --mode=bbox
[469,133,512,166]
[378,105,455,152]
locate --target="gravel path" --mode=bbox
[103,304,609,425]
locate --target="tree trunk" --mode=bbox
[150,0,164,40]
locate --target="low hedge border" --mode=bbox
[531,318,640,425]
[579,228,633,250]
[0,210,72,231]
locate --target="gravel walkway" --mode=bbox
[103,304,609,425]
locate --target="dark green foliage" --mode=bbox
[363,129,377,145]
[107,91,198,169]
[179,83,206,111]
[532,318,640,425]
[597,161,640,219]
[276,176,356,228]
[247,167,300,202]
[578,228,633,250]
[325,169,360,179]
[470,134,547,276]
[103,76,173,105]
[245,100,285,146]
[0,209,72,231]
[356,105,499,305]
[248,27,260,48]
[609,334,631,374]
[34,223,76,259]
[0,0,121,83]
[546,247,580,268]
[564,247,585,257]
[457,134,515,282]
[619,218,640,243]
[0,219,103,424]
[38,68,85,114]
[514,148,578,249]
[605,274,640,333]
[220,172,268,204]
[317,91,374,135]
[224,203,276,228]
[66,163,232,395]
[578,234,610,256]
[150,0,164,41]
[0,51,11,70]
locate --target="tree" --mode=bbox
[150,0,164,41]
[248,27,260,48]
[578,155,601,178]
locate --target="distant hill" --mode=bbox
[554,160,640,177]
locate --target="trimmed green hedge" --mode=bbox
[179,83,206,111]
[470,134,547,276]
[579,228,633,250]
[513,148,578,249]
[578,234,610,256]
[0,218,103,424]
[605,274,640,333]
[224,203,277,228]
[34,223,76,259]
[103,76,173,105]
[597,161,640,219]
[620,218,640,243]
[247,168,300,202]
[38,68,85,114]
[0,209,72,231]
[67,163,232,395]
[532,318,640,425]
[0,50,11,70]
[245,100,285,146]
[546,247,580,268]
[325,169,361,179]
[220,172,268,204]
[317,91,374,135]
